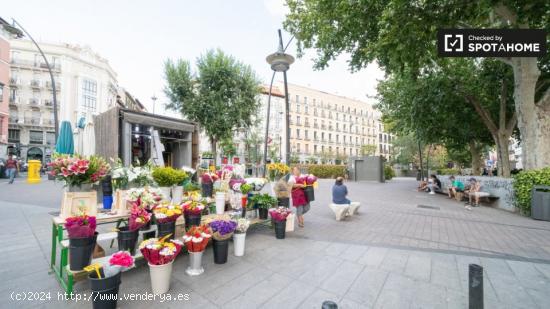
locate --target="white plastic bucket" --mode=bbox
[233,233,246,257]
[171,186,183,204]
[159,187,172,201]
[215,192,226,214]
[149,261,173,294]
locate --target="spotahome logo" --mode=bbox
[438,29,546,57]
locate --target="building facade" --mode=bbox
[8,40,118,162]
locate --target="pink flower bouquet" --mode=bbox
[129,204,151,231]
[65,215,97,238]
[269,207,292,222]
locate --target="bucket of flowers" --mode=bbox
[85,251,134,309]
[139,236,183,294]
[65,213,97,271]
[269,207,292,239]
[153,202,182,240]
[208,219,237,264]
[49,154,110,192]
[181,200,205,231]
[117,205,151,255]
[183,225,212,276]
[303,174,317,202]
[233,218,250,257]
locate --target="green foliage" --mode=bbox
[240,183,253,195]
[184,182,201,192]
[249,193,277,209]
[164,49,261,159]
[295,164,346,179]
[513,168,550,215]
[201,151,213,159]
[360,144,377,156]
[438,168,461,176]
[219,139,237,158]
[152,167,185,187]
[384,165,395,180]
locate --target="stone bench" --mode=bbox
[329,203,350,221]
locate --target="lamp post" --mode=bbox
[151,95,157,114]
[265,29,294,171]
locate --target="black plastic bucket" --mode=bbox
[117,226,139,255]
[278,197,290,207]
[157,221,176,240]
[69,232,98,271]
[89,271,121,309]
[258,208,268,220]
[213,239,229,264]
[184,213,202,231]
[274,220,286,239]
[201,183,213,198]
[304,186,315,202]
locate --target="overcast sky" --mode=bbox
[3,0,384,115]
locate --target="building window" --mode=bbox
[314,145,317,154]
[305,144,309,154]
[336,134,339,142]
[305,105,308,114]
[0,83,4,102]
[82,79,97,111]
[297,116,301,125]
[305,130,308,139]
[8,129,20,142]
[29,130,43,144]
[295,95,299,103]
[314,131,317,140]
[297,143,301,152]
[46,132,56,145]
[296,129,300,138]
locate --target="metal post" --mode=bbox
[321,300,338,309]
[469,264,484,309]
[262,71,276,177]
[283,70,290,165]
[417,137,423,181]
[12,19,59,143]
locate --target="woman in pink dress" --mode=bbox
[289,167,310,228]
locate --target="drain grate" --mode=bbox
[417,205,440,210]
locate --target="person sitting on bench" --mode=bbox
[448,175,465,199]
[464,178,485,210]
[332,177,351,204]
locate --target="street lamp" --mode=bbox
[264,29,294,173]
[151,95,158,114]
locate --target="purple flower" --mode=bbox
[209,220,237,236]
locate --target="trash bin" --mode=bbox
[27,160,42,184]
[531,185,550,221]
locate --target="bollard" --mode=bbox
[322,300,338,309]
[27,160,42,184]
[469,264,484,309]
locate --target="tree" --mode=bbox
[284,0,550,170]
[164,49,261,162]
[219,138,237,159]
[360,144,377,156]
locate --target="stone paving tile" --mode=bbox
[357,247,388,267]
[204,267,273,306]
[298,256,343,287]
[297,288,340,309]
[379,249,409,274]
[259,279,316,309]
[403,252,431,282]
[319,260,364,297]
[344,266,389,307]
[222,273,292,309]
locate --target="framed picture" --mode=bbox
[113,189,131,215]
[60,191,98,218]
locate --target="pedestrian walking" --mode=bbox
[288,166,310,228]
[5,155,19,184]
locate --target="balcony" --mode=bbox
[313,124,318,129]
[42,119,54,127]
[24,117,41,125]
[9,97,20,105]
[43,99,54,107]
[29,98,40,106]
[29,138,44,145]
[8,116,19,123]
[321,125,326,130]
[304,123,310,127]
[45,81,61,91]
[31,80,41,89]
[9,77,20,87]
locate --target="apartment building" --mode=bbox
[8,40,118,162]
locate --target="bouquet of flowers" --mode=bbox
[305,174,318,186]
[64,214,96,238]
[139,237,183,265]
[181,200,205,215]
[208,219,237,240]
[49,154,110,187]
[110,158,129,190]
[245,178,267,191]
[201,172,218,184]
[182,225,212,252]
[235,218,250,234]
[127,160,155,187]
[127,187,163,210]
[229,178,246,192]
[129,204,151,231]
[269,207,292,222]
[85,251,134,279]
[153,202,182,223]
[266,163,290,181]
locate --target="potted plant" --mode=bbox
[153,202,182,240]
[64,214,97,271]
[184,182,201,196]
[49,154,110,192]
[182,200,205,230]
[183,225,211,276]
[251,194,277,220]
[233,218,249,257]
[86,251,134,309]
[208,219,237,264]
[171,169,188,204]
[139,237,183,294]
[152,167,177,200]
[269,207,292,239]
[239,183,253,217]
[118,204,151,255]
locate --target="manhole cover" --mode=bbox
[417,205,440,210]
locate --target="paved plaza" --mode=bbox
[1,176,550,308]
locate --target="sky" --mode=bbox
[3,0,385,115]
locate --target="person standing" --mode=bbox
[288,166,309,228]
[5,155,19,184]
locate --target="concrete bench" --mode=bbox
[329,203,350,221]
[348,202,361,216]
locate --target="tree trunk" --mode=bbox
[210,137,217,166]
[469,141,483,175]
[495,133,511,177]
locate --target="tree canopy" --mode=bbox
[164,49,261,161]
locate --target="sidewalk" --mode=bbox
[0,178,549,308]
